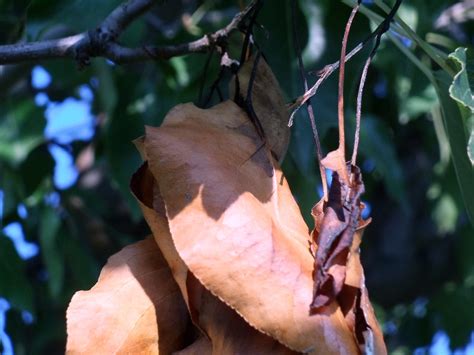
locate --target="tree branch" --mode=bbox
[0,0,259,66]
[101,0,156,40]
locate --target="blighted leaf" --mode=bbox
[130,162,192,314]
[131,165,297,353]
[185,273,297,354]
[311,166,365,310]
[66,238,189,354]
[311,166,385,354]
[321,148,348,184]
[131,162,297,353]
[174,337,212,355]
[230,55,290,162]
[140,100,370,353]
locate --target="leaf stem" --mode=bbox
[337,3,360,178]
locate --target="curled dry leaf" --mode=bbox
[139,99,370,353]
[174,336,212,355]
[340,228,385,354]
[70,61,385,353]
[185,273,297,354]
[130,162,297,354]
[320,148,349,185]
[311,166,365,310]
[66,238,189,354]
[130,162,191,309]
[311,165,386,354]
[229,55,290,162]
[67,101,385,354]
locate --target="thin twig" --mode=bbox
[239,0,263,66]
[198,46,216,105]
[289,0,403,122]
[290,0,328,199]
[245,52,266,139]
[337,3,360,167]
[352,55,371,165]
[0,0,259,65]
[351,0,402,165]
[351,34,382,166]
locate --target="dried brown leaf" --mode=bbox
[320,148,348,184]
[185,273,297,354]
[66,238,189,354]
[141,100,361,353]
[229,55,290,161]
[131,163,296,354]
[130,163,190,306]
[338,229,386,354]
[311,165,386,354]
[311,167,365,310]
[173,336,212,355]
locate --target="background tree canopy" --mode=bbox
[0,0,473,353]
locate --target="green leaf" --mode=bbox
[432,193,458,234]
[105,73,143,221]
[0,100,45,166]
[0,234,34,312]
[0,0,32,43]
[435,71,474,225]
[0,167,20,221]
[39,206,63,298]
[19,145,54,197]
[448,48,474,111]
[27,0,122,34]
[359,116,407,206]
[92,59,117,114]
[257,0,302,97]
[59,225,98,290]
[430,283,474,348]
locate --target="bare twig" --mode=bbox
[352,55,371,165]
[290,0,328,199]
[289,0,403,122]
[337,3,360,168]
[352,0,402,165]
[0,0,259,66]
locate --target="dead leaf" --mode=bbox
[185,273,297,354]
[310,164,386,353]
[229,55,290,162]
[130,163,190,308]
[131,163,297,354]
[173,337,212,355]
[320,148,349,185]
[311,166,365,311]
[141,100,362,353]
[66,238,189,354]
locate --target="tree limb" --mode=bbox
[0,0,259,66]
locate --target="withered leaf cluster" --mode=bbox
[66,58,385,354]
